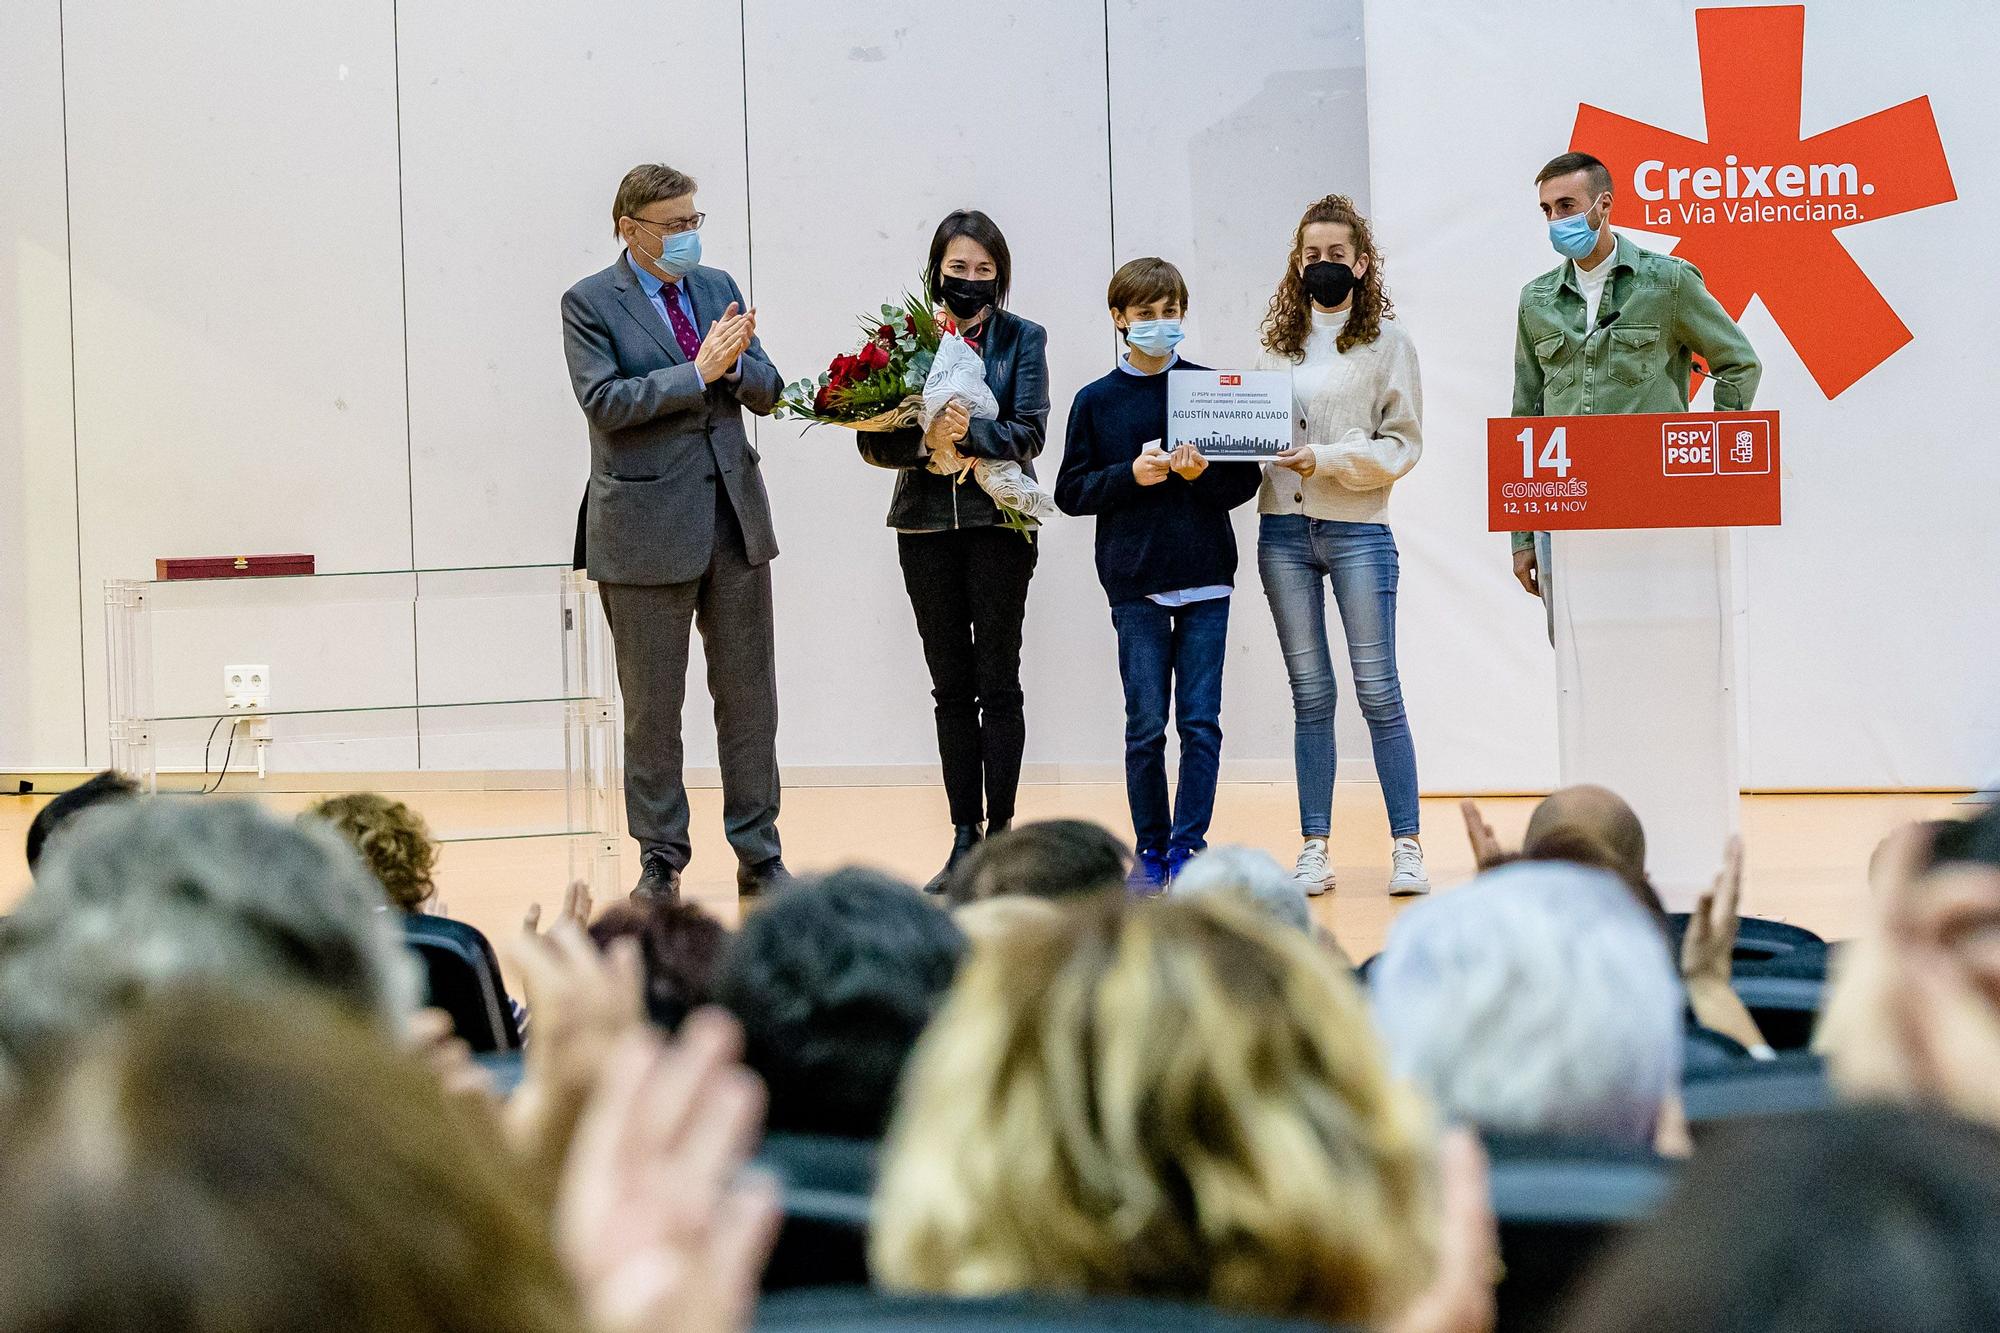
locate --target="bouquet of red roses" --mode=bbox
[776,293,941,430]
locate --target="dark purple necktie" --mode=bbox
[661,284,702,361]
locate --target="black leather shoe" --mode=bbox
[986,818,1013,837]
[922,823,984,896]
[737,856,794,898]
[631,851,681,903]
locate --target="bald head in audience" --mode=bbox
[1525,785,1647,883]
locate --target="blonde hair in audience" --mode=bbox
[872,893,1439,1326]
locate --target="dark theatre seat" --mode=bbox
[402,913,520,1053]
[756,1290,1340,1331]
[1485,1134,1678,1333]
[1682,1050,1834,1131]
[754,1132,876,1292]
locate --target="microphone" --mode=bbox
[1597,306,1620,330]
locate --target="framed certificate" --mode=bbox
[1166,369,1292,459]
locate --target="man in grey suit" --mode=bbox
[562,163,790,902]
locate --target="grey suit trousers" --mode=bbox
[599,493,781,871]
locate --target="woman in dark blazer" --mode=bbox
[858,210,1050,892]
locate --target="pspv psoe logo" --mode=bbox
[1572,5,1956,398]
[1663,420,1770,477]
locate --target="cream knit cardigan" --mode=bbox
[1253,318,1423,525]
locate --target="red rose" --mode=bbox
[814,383,834,412]
[876,324,896,342]
[828,354,860,385]
[858,341,891,372]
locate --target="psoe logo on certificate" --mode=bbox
[1166,369,1291,460]
[1662,420,1718,476]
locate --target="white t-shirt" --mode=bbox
[1290,306,1350,437]
[1577,250,1615,329]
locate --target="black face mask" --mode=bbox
[938,275,998,321]
[1301,260,1357,307]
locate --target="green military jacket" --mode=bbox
[1509,233,1761,552]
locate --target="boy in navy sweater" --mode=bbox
[1055,258,1263,892]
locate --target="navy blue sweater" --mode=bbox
[1054,360,1265,604]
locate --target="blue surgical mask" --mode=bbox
[1123,319,1184,358]
[641,224,702,277]
[1548,196,1608,260]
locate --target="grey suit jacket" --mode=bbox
[562,254,783,585]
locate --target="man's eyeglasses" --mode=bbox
[632,213,705,236]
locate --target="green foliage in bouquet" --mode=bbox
[777,292,941,427]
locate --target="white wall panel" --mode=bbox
[0,0,86,768]
[741,0,1120,773]
[1106,0,1374,791]
[63,0,417,770]
[395,0,753,574]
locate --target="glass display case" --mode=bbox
[104,564,621,895]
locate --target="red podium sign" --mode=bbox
[1486,410,1781,531]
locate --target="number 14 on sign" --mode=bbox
[1519,425,1571,478]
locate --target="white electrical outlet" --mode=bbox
[223,664,272,713]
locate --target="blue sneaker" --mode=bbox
[1166,846,1199,885]
[1126,848,1170,897]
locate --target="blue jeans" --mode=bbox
[1109,595,1230,856]
[1257,515,1420,839]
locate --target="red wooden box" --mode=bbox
[154,553,317,581]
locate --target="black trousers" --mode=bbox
[896,526,1038,827]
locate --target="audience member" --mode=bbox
[1463,790,1770,1053]
[714,868,966,1139]
[1370,861,1683,1149]
[943,818,1130,906]
[0,799,416,1065]
[22,769,138,875]
[951,893,1066,948]
[587,897,730,1031]
[872,891,1497,1332]
[1560,1105,2000,1333]
[307,791,440,912]
[0,986,583,1333]
[1169,844,1312,933]
[1821,806,2000,1126]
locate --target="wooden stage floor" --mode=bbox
[0,783,1968,963]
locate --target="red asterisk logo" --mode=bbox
[1574,4,1955,397]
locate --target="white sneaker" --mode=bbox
[1387,837,1431,897]
[1292,839,1336,897]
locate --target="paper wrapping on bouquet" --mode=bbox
[920,334,1000,428]
[916,333,1056,521]
[846,399,923,432]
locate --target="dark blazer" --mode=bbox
[562,254,783,585]
[855,307,1049,531]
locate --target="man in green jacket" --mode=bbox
[1511,151,1761,615]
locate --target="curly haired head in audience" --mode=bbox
[0,799,417,1065]
[587,898,729,1031]
[1560,1105,2000,1333]
[1369,860,1684,1147]
[872,892,1439,1327]
[306,792,440,913]
[0,986,581,1333]
[714,868,966,1139]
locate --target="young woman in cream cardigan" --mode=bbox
[1255,194,1427,898]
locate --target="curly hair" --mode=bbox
[307,793,438,913]
[1260,194,1393,360]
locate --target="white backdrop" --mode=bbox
[1361,0,2000,791]
[3,0,1990,791]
